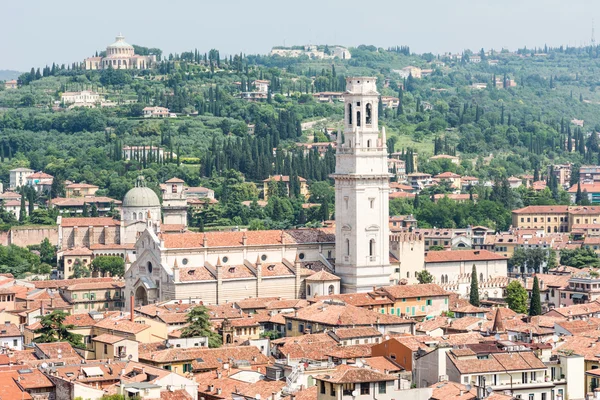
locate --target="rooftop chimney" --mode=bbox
[130,296,135,322]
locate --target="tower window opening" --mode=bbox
[367,139,372,148]
[346,239,350,256]
[357,111,361,127]
[366,103,372,125]
[369,239,375,257]
[348,104,353,125]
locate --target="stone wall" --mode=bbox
[0,226,59,247]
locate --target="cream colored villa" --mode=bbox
[84,34,156,70]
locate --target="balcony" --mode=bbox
[490,380,558,391]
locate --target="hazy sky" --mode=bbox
[2,0,600,71]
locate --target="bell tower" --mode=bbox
[331,77,391,292]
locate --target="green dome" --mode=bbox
[123,186,160,208]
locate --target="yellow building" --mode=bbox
[512,205,600,233]
[65,183,99,198]
[60,280,125,313]
[263,175,309,200]
[377,284,450,319]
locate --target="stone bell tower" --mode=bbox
[331,77,391,293]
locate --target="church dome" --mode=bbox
[123,178,160,208]
[107,34,134,50]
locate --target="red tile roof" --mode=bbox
[425,250,507,263]
[381,284,450,299]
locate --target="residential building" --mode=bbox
[65,182,99,198]
[4,80,17,89]
[122,145,172,162]
[568,182,600,204]
[429,154,460,165]
[511,205,600,232]
[313,92,345,103]
[50,196,121,217]
[407,172,432,190]
[25,171,53,193]
[380,96,399,108]
[377,284,450,318]
[263,175,309,200]
[143,106,171,118]
[434,172,462,190]
[60,90,101,105]
[548,163,572,187]
[314,365,432,400]
[252,80,270,93]
[83,34,156,70]
[0,322,23,350]
[579,165,600,183]
[283,300,414,336]
[9,167,33,189]
[60,280,125,313]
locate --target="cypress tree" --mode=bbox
[576,182,583,204]
[19,194,26,222]
[529,276,542,316]
[469,264,480,307]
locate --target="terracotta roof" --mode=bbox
[434,172,461,178]
[381,284,449,299]
[161,389,193,400]
[332,327,382,340]
[272,333,338,360]
[62,247,94,256]
[311,293,393,308]
[544,300,600,317]
[512,205,569,214]
[162,228,334,248]
[195,369,285,400]
[139,345,269,368]
[325,344,373,359]
[0,371,32,399]
[66,183,99,189]
[448,351,546,374]
[286,301,413,327]
[92,334,131,344]
[35,342,82,359]
[430,381,477,400]
[165,177,185,183]
[94,315,151,334]
[60,217,120,227]
[315,364,395,383]
[65,281,125,291]
[425,250,507,263]
[27,172,53,179]
[32,277,116,289]
[52,197,121,206]
[0,323,20,337]
[304,270,340,281]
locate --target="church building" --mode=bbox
[83,34,156,70]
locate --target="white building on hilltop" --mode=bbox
[83,34,156,70]
[331,77,391,292]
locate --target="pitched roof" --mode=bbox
[161,228,334,248]
[92,334,132,344]
[286,301,413,327]
[381,284,449,299]
[332,327,382,340]
[425,250,507,263]
[430,381,477,400]
[165,177,185,183]
[32,277,117,289]
[304,270,340,281]
[315,364,396,383]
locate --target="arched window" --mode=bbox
[348,103,353,125]
[366,103,372,125]
[369,239,375,257]
[407,271,410,278]
[357,111,361,127]
[367,139,372,148]
[346,239,350,256]
[147,262,153,274]
[138,212,143,220]
[133,213,137,220]
[328,285,335,295]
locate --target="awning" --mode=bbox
[571,293,585,299]
[125,388,140,394]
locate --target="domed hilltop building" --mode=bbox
[83,34,156,70]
